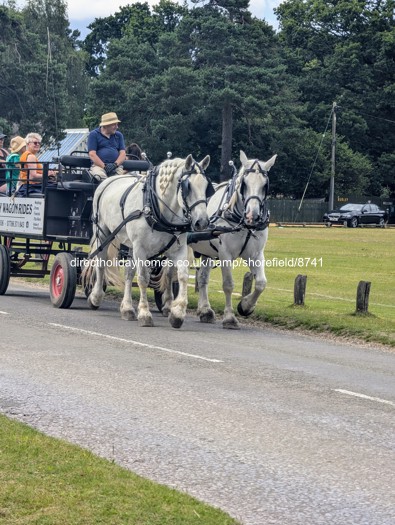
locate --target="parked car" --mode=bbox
[323,203,388,228]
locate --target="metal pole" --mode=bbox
[329,101,336,211]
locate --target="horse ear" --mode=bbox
[263,154,277,172]
[240,150,248,167]
[185,154,193,170]
[200,155,210,170]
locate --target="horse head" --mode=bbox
[177,154,213,231]
[237,150,277,227]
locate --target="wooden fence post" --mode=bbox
[242,272,253,297]
[294,274,307,305]
[356,281,371,313]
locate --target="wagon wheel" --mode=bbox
[154,282,180,313]
[50,253,77,308]
[0,245,11,295]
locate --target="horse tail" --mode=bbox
[80,238,124,291]
[158,264,171,294]
[105,240,124,288]
[80,235,99,291]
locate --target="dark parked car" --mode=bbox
[323,203,388,228]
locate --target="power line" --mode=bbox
[297,107,333,213]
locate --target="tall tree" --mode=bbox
[276,0,395,196]
[0,0,87,141]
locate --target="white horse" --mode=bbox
[188,150,277,329]
[82,154,212,329]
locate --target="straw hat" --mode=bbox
[100,112,121,126]
[10,136,27,153]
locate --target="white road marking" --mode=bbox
[334,389,395,407]
[0,311,9,315]
[49,323,223,363]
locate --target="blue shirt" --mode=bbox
[87,128,126,164]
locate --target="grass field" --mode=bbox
[185,226,395,347]
[0,414,239,525]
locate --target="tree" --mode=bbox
[0,0,87,142]
[275,0,395,196]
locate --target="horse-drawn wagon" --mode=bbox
[0,155,149,308]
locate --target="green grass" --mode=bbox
[0,414,239,525]
[186,226,395,347]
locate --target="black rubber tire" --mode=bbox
[379,218,385,228]
[348,216,358,228]
[154,281,180,312]
[50,253,77,308]
[0,245,11,295]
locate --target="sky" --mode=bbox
[15,0,282,36]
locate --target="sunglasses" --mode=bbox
[29,141,41,146]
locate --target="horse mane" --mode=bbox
[158,158,185,195]
[226,167,244,211]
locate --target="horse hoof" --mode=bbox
[222,318,240,330]
[138,316,154,327]
[162,306,170,317]
[121,310,136,321]
[199,310,216,323]
[237,301,254,317]
[169,313,184,329]
[87,296,99,310]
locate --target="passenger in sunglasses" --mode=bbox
[17,132,55,196]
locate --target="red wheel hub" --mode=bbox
[51,263,64,298]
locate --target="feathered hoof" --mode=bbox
[169,313,184,329]
[87,296,99,310]
[222,317,240,330]
[199,309,216,324]
[121,309,136,321]
[162,306,170,317]
[138,315,154,327]
[237,301,255,317]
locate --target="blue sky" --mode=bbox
[16,0,282,37]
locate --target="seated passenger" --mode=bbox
[87,112,126,181]
[0,133,10,193]
[126,142,143,160]
[17,132,56,196]
[5,136,27,195]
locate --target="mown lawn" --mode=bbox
[185,226,395,346]
[0,415,239,525]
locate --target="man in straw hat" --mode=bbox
[87,112,126,181]
[0,135,26,195]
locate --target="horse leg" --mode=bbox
[120,255,137,320]
[168,255,189,329]
[221,264,240,330]
[197,257,216,323]
[161,264,176,317]
[87,249,108,310]
[137,264,154,327]
[237,256,267,317]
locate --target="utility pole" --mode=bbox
[329,101,337,211]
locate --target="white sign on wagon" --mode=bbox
[0,196,45,235]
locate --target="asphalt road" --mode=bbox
[0,281,394,525]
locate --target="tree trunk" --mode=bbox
[220,102,233,182]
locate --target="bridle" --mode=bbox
[222,160,270,230]
[177,161,215,219]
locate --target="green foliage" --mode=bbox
[0,0,88,142]
[276,0,395,196]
